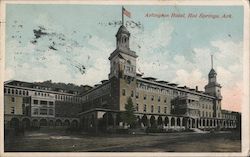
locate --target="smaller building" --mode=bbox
[4,80,84,130]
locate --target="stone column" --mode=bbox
[168,116,172,129]
[162,116,166,128]
[201,119,203,128]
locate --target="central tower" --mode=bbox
[109,25,137,79]
[108,22,138,111]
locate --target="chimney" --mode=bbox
[196,86,198,91]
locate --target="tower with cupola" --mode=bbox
[205,55,222,118]
[108,23,138,111]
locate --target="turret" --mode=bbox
[205,55,222,99]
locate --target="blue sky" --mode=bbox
[5,4,243,111]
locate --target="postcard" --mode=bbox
[0,0,249,157]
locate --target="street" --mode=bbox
[5,129,241,152]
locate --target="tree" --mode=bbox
[121,97,136,128]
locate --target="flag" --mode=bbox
[123,7,131,18]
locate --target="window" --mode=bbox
[4,88,6,93]
[151,105,154,113]
[158,96,161,102]
[136,92,139,99]
[202,111,204,117]
[122,89,126,96]
[33,108,39,115]
[143,104,147,112]
[40,108,47,115]
[33,100,38,104]
[49,109,54,115]
[8,89,10,94]
[164,98,167,103]
[11,97,15,102]
[136,104,139,111]
[151,96,154,101]
[144,95,147,100]
[22,104,25,115]
[15,90,18,95]
[158,106,160,113]
[19,90,22,95]
[11,107,15,114]
[40,100,47,105]
[11,89,14,94]
[164,107,167,113]
[131,90,134,97]
[49,101,54,106]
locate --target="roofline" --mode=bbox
[137,77,215,99]
[80,80,111,96]
[4,84,80,96]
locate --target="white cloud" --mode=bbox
[173,69,207,90]
[5,33,113,86]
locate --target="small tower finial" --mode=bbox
[211,55,213,69]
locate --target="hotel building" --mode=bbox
[4,24,239,133]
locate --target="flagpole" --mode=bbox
[211,55,213,69]
[122,6,124,26]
